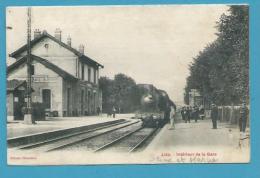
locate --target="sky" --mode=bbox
[6,5,229,105]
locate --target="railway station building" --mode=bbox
[7,29,103,121]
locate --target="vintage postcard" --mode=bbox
[6,5,249,165]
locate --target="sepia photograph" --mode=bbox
[6,4,249,165]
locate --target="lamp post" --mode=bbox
[24,7,35,124]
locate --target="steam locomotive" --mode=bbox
[135,84,175,128]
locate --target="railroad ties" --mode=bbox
[11,119,160,153]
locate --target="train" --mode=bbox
[135,84,175,128]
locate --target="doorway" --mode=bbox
[67,88,71,116]
[13,91,25,120]
[81,89,84,115]
[42,89,51,109]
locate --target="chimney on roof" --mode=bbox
[54,28,62,41]
[79,44,84,54]
[67,36,71,47]
[42,30,47,35]
[34,29,41,39]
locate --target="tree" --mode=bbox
[99,76,115,112]
[113,73,137,112]
[185,5,249,106]
[99,74,143,113]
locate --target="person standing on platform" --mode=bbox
[185,106,191,123]
[194,106,199,122]
[168,105,176,130]
[239,102,249,133]
[211,103,218,129]
[97,107,101,116]
[112,106,116,118]
[188,106,192,122]
[183,107,188,123]
[181,107,185,121]
[199,106,205,120]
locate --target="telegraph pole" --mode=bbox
[24,7,35,124]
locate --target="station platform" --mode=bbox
[148,119,241,149]
[7,114,134,139]
[146,119,250,163]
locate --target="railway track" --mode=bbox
[15,119,159,153]
[57,121,144,152]
[94,127,158,153]
[17,120,140,152]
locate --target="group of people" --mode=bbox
[167,105,203,130]
[180,106,204,123]
[170,102,248,132]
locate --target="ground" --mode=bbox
[149,119,241,148]
[147,118,250,163]
[7,113,250,164]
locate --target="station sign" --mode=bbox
[32,75,55,82]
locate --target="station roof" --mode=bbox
[9,31,104,68]
[7,54,78,81]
